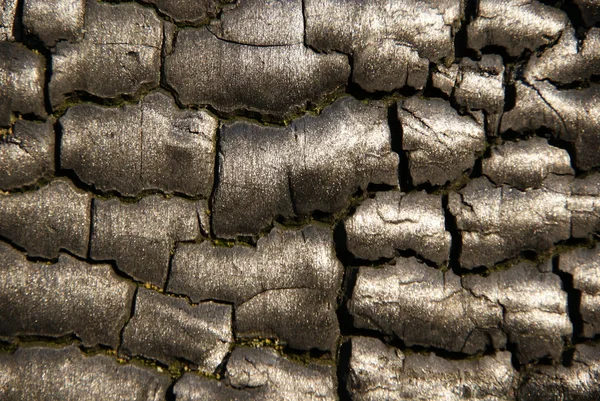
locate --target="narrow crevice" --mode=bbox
[50,88,157,120]
[552,255,584,349]
[347,81,419,102]
[42,44,54,116]
[503,80,517,112]
[301,0,308,48]
[86,198,95,260]
[163,243,177,292]
[213,305,236,379]
[52,167,208,203]
[334,221,357,326]
[454,0,479,59]
[336,339,352,401]
[423,62,453,100]
[18,25,53,116]
[280,346,333,362]
[0,178,54,195]
[11,333,81,347]
[469,153,484,179]
[388,102,412,192]
[443,194,463,276]
[117,287,138,354]
[165,381,177,401]
[506,340,522,371]
[208,124,223,239]
[344,329,493,361]
[0,234,60,264]
[12,0,24,43]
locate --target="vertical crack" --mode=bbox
[336,339,352,401]
[208,123,223,239]
[552,254,583,366]
[163,242,177,292]
[442,194,462,275]
[301,0,308,48]
[454,0,479,59]
[87,198,95,260]
[118,286,138,355]
[387,103,411,192]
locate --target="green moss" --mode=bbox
[235,336,284,351]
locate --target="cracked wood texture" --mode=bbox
[2,0,600,400]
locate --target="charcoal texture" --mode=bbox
[164,27,349,118]
[344,191,451,265]
[90,196,201,287]
[0,42,46,126]
[501,81,600,171]
[0,242,134,348]
[121,288,232,373]
[22,0,85,47]
[0,346,170,401]
[347,337,518,401]
[169,225,343,351]
[49,0,162,108]
[212,97,398,238]
[173,347,337,401]
[3,1,600,398]
[0,179,91,259]
[0,119,55,190]
[468,0,567,56]
[398,97,485,186]
[60,91,217,198]
[559,245,600,338]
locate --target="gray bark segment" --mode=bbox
[141,0,225,24]
[347,337,518,401]
[482,137,574,190]
[449,173,600,268]
[569,173,600,239]
[212,97,398,238]
[0,346,170,401]
[463,261,571,364]
[344,191,451,265]
[121,288,232,373]
[235,287,340,352]
[0,119,55,190]
[501,80,600,172]
[0,179,91,259]
[60,91,217,198]
[304,0,461,92]
[164,27,349,118]
[518,344,600,400]
[559,244,600,338]
[449,176,572,269]
[444,55,505,114]
[349,257,504,355]
[0,0,18,41]
[398,97,486,186]
[90,195,200,287]
[169,225,343,351]
[174,347,337,400]
[467,0,567,57]
[22,0,85,47]
[0,242,135,349]
[209,0,304,46]
[0,42,46,126]
[525,27,600,85]
[49,0,162,109]
[350,258,570,363]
